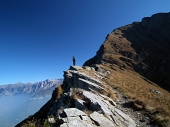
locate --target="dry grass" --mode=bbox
[130,98,146,110]
[99,87,119,101]
[79,69,95,77]
[70,88,85,100]
[57,85,63,99]
[152,115,170,127]
[79,64,120,101]
[82,109,93,115]
[100,64,170,126]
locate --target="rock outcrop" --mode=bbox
[15,66,136,127]
[84,12,170,91]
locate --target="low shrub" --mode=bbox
[57,85,63,99]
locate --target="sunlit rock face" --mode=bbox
[15,66,136,127]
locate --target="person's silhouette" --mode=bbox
[73,56,76,66]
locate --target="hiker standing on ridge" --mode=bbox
[73,56,76,66]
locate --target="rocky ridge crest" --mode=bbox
[16,66,149,127]
[84,12,170,91]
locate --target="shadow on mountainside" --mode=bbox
[84,12,170,91]
[120,13,170,91]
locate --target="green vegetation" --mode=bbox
[21,118,51,127]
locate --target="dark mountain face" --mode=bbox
[84,12,170,91]
[0,79,63,96]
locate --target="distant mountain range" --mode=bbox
[0,79,63,96]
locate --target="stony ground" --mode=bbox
[16,65,161,127]
[89,65,157,127]
[115,91,154,127]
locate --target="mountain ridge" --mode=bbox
[0,79,63,96]
[15,12,170,127]
[84,12,170,91]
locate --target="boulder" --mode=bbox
[114,108,136,127]
[90,111,115,127]
[99,94,117,106]
[60,119,95,127]
[64,108,86,117]
[150,89,162,94]
[82,66,92,71]
[78,78,104,92]
[69,66,83,71]
[63,69,103,90]
[83,91,113,115]
[48,118,56,123]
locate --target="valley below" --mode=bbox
[0,79,62,127]
[0,95,50,127]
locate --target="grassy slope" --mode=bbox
[99,63,170,126]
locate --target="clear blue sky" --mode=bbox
[0,0,170,84]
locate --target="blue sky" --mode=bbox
[0,0,170,84]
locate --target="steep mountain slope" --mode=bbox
[0,79,63,96]
[15,66,138,127]
[15,13,170,127]
[84,12,170,91]
[15,65,170,127]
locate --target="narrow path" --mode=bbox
[114,89,154,127]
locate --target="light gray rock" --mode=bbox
[61,113,94,127]
[150,89,162,94]
[61,116,81,123]
[88,77,102,85]
[64,70,73,77]
[91,67,95,71]
[69,66,83,71]
[99,94,117,106]
[111,115,126,127]
[69,88,74,96]
[114,108,136,127]
[64,69,104,90]
[64,108,86,117]
[102,99,115,112]
[83,91,113,115]
[61,67,137,127]
[83,66,92,71]
[81,115,93,124]
[78,78,104,92]
[48,118,56,123]
[66,73,72,79]
[60,119,94,127]
[94,73,103,79]
[90,111,115,127]
[69,70,102,85]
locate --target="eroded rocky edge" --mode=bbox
[16,65,156,127]
[48,65,137,127]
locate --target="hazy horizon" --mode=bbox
[0,78,62,86]
[0,94,51,127]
